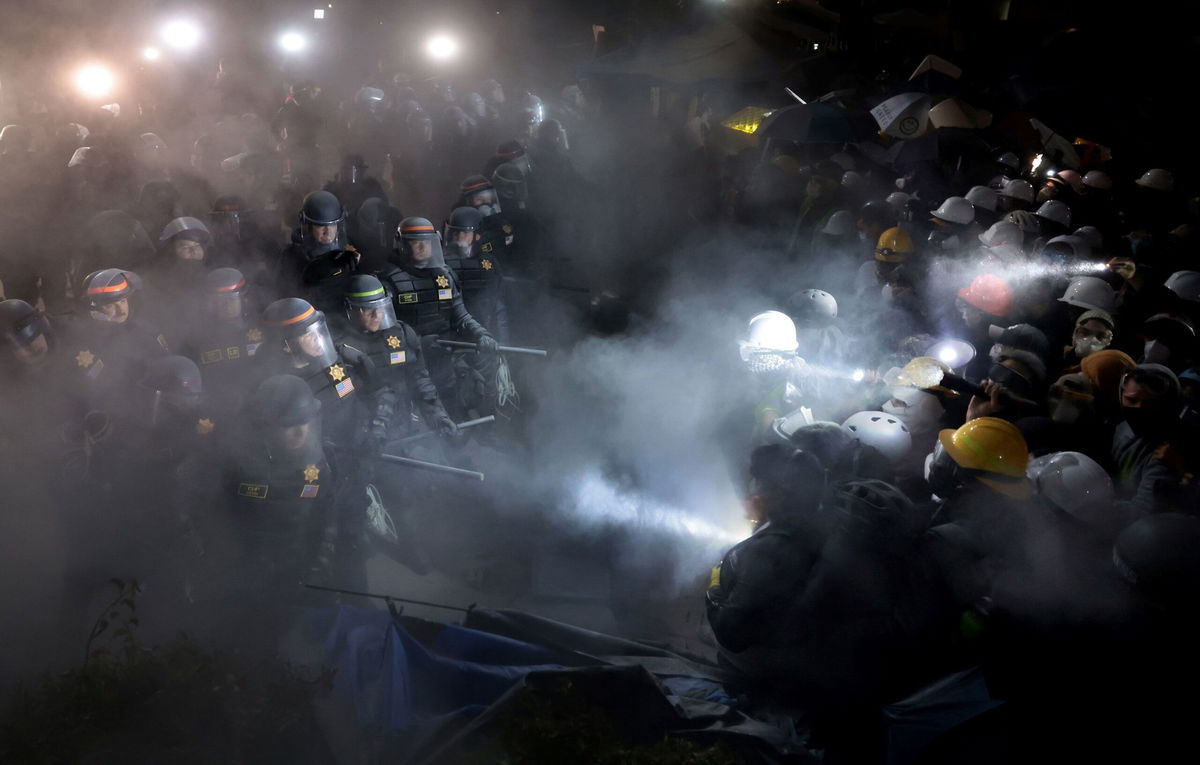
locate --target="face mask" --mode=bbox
[1074,337,1107,357]
[1143,340,1172,365]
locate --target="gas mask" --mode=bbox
[1074,336,1109,357]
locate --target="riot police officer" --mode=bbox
[457,175,513,266]
[337,274,456,440]
[62,268,169,412]
[378,217,499,415]
[276,190,352,301]
[179,268,267,417]
[443,206,509,342]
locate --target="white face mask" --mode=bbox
[1074,337,1108,357]
[1143,339,1172,365]
[881,387,943,434]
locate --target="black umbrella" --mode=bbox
[756,102,856,143]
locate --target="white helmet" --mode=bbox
[965,185,999,212]
[790,289,838,322]
[740,310,798,360]
[885,192,911,213]
[1165,270,1200,303]
[1082,170,1112,191]
[1000,178,1035,203]
[1042,235,1091,261]
[996,151,1020,171]
[1073,225,1104,249]
[821,209,856,236]
[979,220,1023,249]
[931,196,975,226]
[1027,451,1115,527]
[1035,199,1072,228]
[1057,276,1117,312]
[1049,169,1085,195]
[1135,168,1174,192]
[842,411,912,464]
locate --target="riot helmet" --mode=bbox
[159,217,211,262]
[458,175,502,218]
[210,195,248,242]
[343,274,397,333]
[444,206,483,248]
[140,355,203,425]
[249,374,323,453]
[204,267,247,320]
[298,190,346,248]
[536,118,569,152]
[262,297,338,369]
[82,268,141,323]
[394,217,446,270]
[492,162,528,208]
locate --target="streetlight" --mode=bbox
[74,64,116,99]
[278,31,307,53]
[425,34,460,62]
[161,19,203,51]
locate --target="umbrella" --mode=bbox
[871,92,932,139]
[756,101,856,143]
[720,105,776,135]
[883,128,993,168]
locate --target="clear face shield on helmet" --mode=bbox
[443,222,478,256]
[283,318,338,369]
[346,294,397,334]
[468,187,502,218]
[208,290,244,321]
[396,233,446,270]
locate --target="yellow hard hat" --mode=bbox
[875,227,915,262]
[938,417,1031,499]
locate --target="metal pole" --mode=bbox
[378,452,485,481]
[436,339,549,357]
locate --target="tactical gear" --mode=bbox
[300,190,345,226]
[343,274,397,333]
[263,298,338,369]
[82,268,141,307]
[160,216,211,245]
[0,299,50,348]
[394,217,446,270]
[458,175,502,218]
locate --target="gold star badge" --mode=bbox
[328,364,346,382]
[481,259,493,270]
[303,464,320,483]
[246,328,263,343]
[386,335,402,349]
[75,350,95,368]
[196,418,215,435]
[435,275,450,289]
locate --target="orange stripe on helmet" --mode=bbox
[88,278,129,294]
[216,279,246,292]
[265,305,315,326]
[400,225,436,232]
[462,181,491,192]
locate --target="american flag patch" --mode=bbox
[300,484,319,498]
[437,288,452,300]
[390,351,406,365]
[335,378,355,398]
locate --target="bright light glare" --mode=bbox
[161,19,202,51]
[279,32,307,53]
[937,347,957,364]
[851,369,866,382]
[142,47,161,62]
[425,34,460,61]
[313,9,325,19]
[1031,153,1043,173]
[74,65,116,99]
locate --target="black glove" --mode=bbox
[477,334,499,354]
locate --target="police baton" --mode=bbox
[377,451,485,481]
[393,415,496,447]
[436,339,548,357]
[302,582,475,612]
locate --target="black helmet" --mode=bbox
[492,162,528,205]
[211,195,248,241]
[263,297,337,368]
[458,175,501,217]
[834,479,920,538]
[0,299,50,349]
[204,267,247,318]
[249,374,322,428]
[445,206,483,236]
[343,274,397,332]
[536,118,568,152]
[1114,513,1200,606]
[141,355,203,411]
[159,216,211,246]
[300,190,344,226]
[394,217,446,269]
[82,268,141,307]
